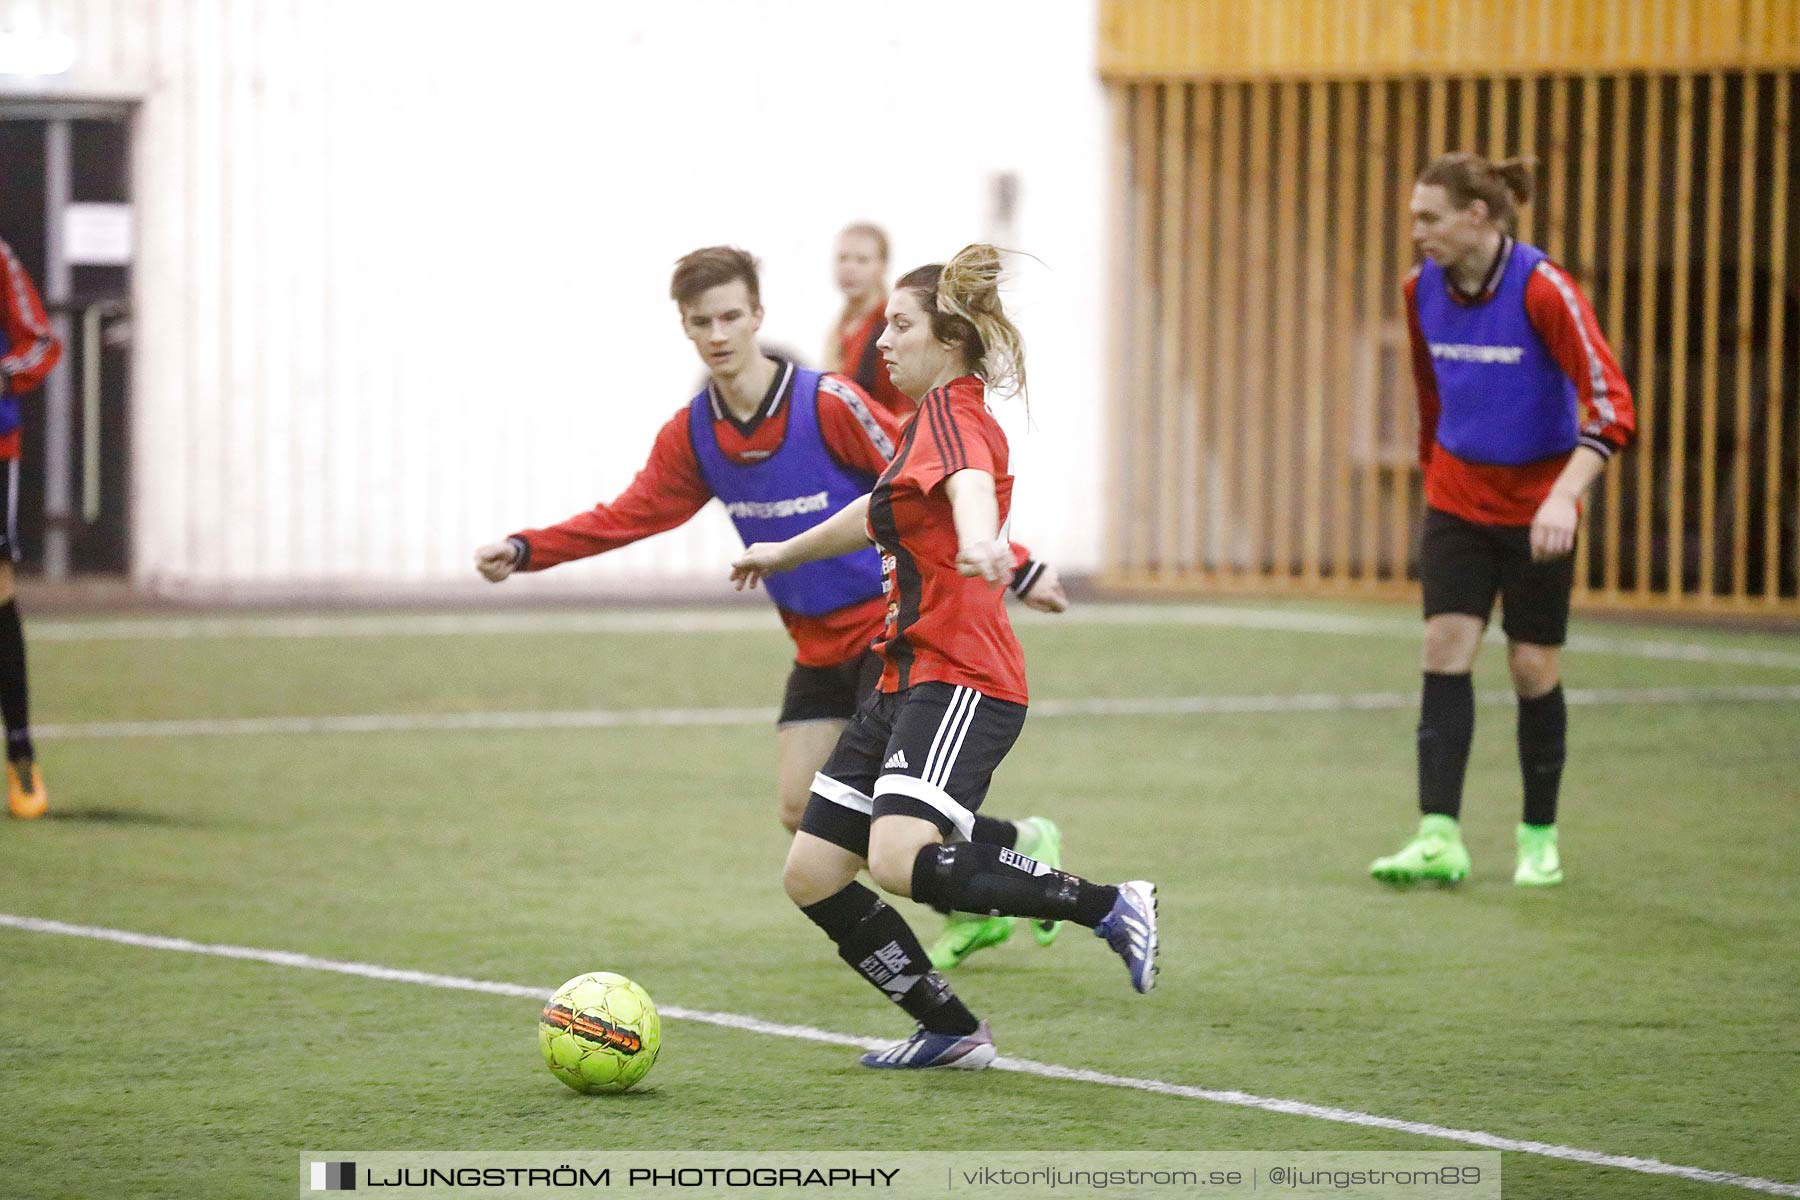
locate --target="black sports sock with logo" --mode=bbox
[799,882,978,1036]
[0,600,32,762]
[1517,684,1567,827]
[1418,671,1475,819]
[969,816,1018,848]
[911,843,1117,928]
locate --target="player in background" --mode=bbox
[823,223,914,417]
[733,244,1159,1071]
[1371,154,1635,888]
[475,246,1068,968]
[0,237,62,819]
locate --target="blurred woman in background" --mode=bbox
[824,223,914,417]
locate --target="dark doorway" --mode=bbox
[0,105,133,576]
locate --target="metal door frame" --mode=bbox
[0,98,135,578]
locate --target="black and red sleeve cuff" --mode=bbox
[1010,558,1046,598]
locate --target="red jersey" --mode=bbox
[834,306,915,418]
[0,238,63,461]
[512,362,900,667]
[1405,249,1635,525]
[867,376,1028,705]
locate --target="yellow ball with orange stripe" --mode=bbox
[538,972,662,1094]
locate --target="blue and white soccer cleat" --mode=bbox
[858,1020,996,1070]
[1095,880,1159,994]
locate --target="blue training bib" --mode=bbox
[688,366,886,618]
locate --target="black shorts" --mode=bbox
[1420,505,1574,646]
[0,459,18,564]
[801,681,1028,857]
[777,650,884,726]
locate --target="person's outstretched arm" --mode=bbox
[475,410,712,582]
[730,495,873,591]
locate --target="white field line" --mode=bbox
[30,610,782,642]
[1,913,1794,1198]
[33,707,780,741]
[29,604,1800,671]
[30,684,1800,742]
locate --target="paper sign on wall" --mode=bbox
[63,203,133,266]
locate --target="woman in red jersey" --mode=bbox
[732,245,1158,1071]
[1370,154,1634,890]
[827,223,1075,972]
[823,223,915,418]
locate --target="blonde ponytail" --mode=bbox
[935,243,1028,403]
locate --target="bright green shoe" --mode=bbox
[1369,814,1471,885]
[927,912,1014,971]
[1014,816,1064,947]
[1514,823,1563,887]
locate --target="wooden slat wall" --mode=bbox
[1636,76,1664,599]
[1211,85,1245,574]
[1770,76,1793,605]
[1603,74,1631,596]
[1157,84,1188,576]
[1388,83,1417,580]
[1355,81,1387,581]
[1106,70,1800,611]
[1669,75,1696,594]
[1101,0,1800,80]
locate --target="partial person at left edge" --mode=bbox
[0,235,63,819]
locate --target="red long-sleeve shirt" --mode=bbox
[1405,248,1635,525]
[0,238,62,460]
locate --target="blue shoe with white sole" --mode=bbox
[858,1020,996,1070]
[1095,880,1159,994]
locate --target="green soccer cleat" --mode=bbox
[1369,813,1471,885]
[1014,816,1064,947]
[1513,822,1563,887]
[926,912,1014,971]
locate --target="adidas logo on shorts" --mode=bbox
[883,749,909,771]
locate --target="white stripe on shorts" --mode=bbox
[932,691,982,790]
[810,771,872,814]
[923,686,981,788]
[875,773,975,842]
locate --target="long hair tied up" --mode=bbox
[896,243,1029,403]
[1419,152,1538,231]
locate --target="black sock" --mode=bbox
[910,843,1118,928]
[799,882,978,1036]
[1418,671,1475,819]
[1517,685,1567,827]
[969,816,1018,848]
[0,600,31,762]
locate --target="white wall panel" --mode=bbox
[10,0,1106,593]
